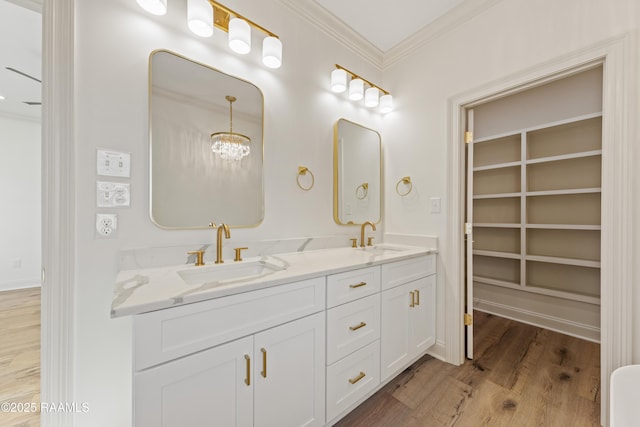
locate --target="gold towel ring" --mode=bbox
[396,176,412,196]
[297,166,314,191]
[355,183,369,200]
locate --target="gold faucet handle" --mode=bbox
[367,237,374,247]
[187,250,205,266]
[208,222,217,229]
[234,247,248,262]
[349,238,358,248]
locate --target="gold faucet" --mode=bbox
[360,221,376,247]
[209,222,230,264]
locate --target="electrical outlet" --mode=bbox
[96,213,118,239]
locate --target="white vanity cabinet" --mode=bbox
[380,256,436,381]
[133,277,326,427]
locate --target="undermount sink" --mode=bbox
[178,260,283,285]
[360,244,409,255]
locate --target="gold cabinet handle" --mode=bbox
[349,281,367,289]
[349,321,367,331]
[348,371,366,384]
[244,354,251,386]
[415,289,420,306]
[410,291,415,308]
[261,348,267,378]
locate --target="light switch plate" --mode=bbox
[430,197,441,213]
[97,149,131,177]
[97,181,130,207]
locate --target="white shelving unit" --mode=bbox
[472,113,602,305]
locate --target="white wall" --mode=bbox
[0,114,40,290]
[73,0,384,425]
[382,0,640,364]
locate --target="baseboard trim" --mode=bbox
[474,298,600,343]
[427,341,447,363]
[0,279,41,292]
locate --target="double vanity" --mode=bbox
[112,242,436,426]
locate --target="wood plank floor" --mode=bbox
[335,311,600,427]
[0,287,40,427]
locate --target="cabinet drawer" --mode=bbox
[327,266,380,308]
[134,277,325,370]
[381,255,435,291]
[326,294,380,365]
[326,340,380,422]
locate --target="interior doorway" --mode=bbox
[0,1,42,425]
[464,65,604,357]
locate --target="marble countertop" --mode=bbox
[111,244,436,317]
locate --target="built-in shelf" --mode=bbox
[473,275,600,305]
[473,250,521,260]
[471,112,602,306]
[525,254,600,268]
[525,188,601,197]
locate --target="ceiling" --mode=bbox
[0,0,42,120]
[0,0,467,119]
[311,0,465,52]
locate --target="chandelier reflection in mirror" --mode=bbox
[211,95,251,161]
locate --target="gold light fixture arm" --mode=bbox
[334,64,389,95]
[208,0,279,39]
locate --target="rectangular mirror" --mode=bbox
[149,50,264,229]
[333,119,382,225]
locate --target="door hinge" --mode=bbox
[464,223,472,235]
[464,131,473,144]
[464,313,473,326]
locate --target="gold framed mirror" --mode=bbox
[333,118,382,225]
[149,50,264,229]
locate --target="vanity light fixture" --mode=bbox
[187,0,214,37]
[138,0,283,68]
[331,64,393,113]
[211,95,251,161]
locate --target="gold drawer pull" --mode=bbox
[415,289,420,306]
[349,282,367,289]
[349,321,367,331]
[348,371,366,384]
[261,348,267,378]
[410,291,415,308]
[244,354,251,386]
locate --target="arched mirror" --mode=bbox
[333,119,382,225]
[149,50,264,229]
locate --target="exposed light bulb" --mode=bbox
[136,0,167,16]
[262,37,282,68]
[187,0,213,37]
[349,78,364,101]
[228,18,251,54]
[331,69,347,93]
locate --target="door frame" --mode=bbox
[446,34,636,425]
[41,0,75,425]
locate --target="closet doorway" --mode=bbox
[464,65,603,359]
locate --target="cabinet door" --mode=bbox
[134,336,253,427]
[380,283,412,381]
[409,275,436,356]
[254,312,325,427]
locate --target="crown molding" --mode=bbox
[278,0,502,71]
[277,0,384,68]
[383,0,504,68]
